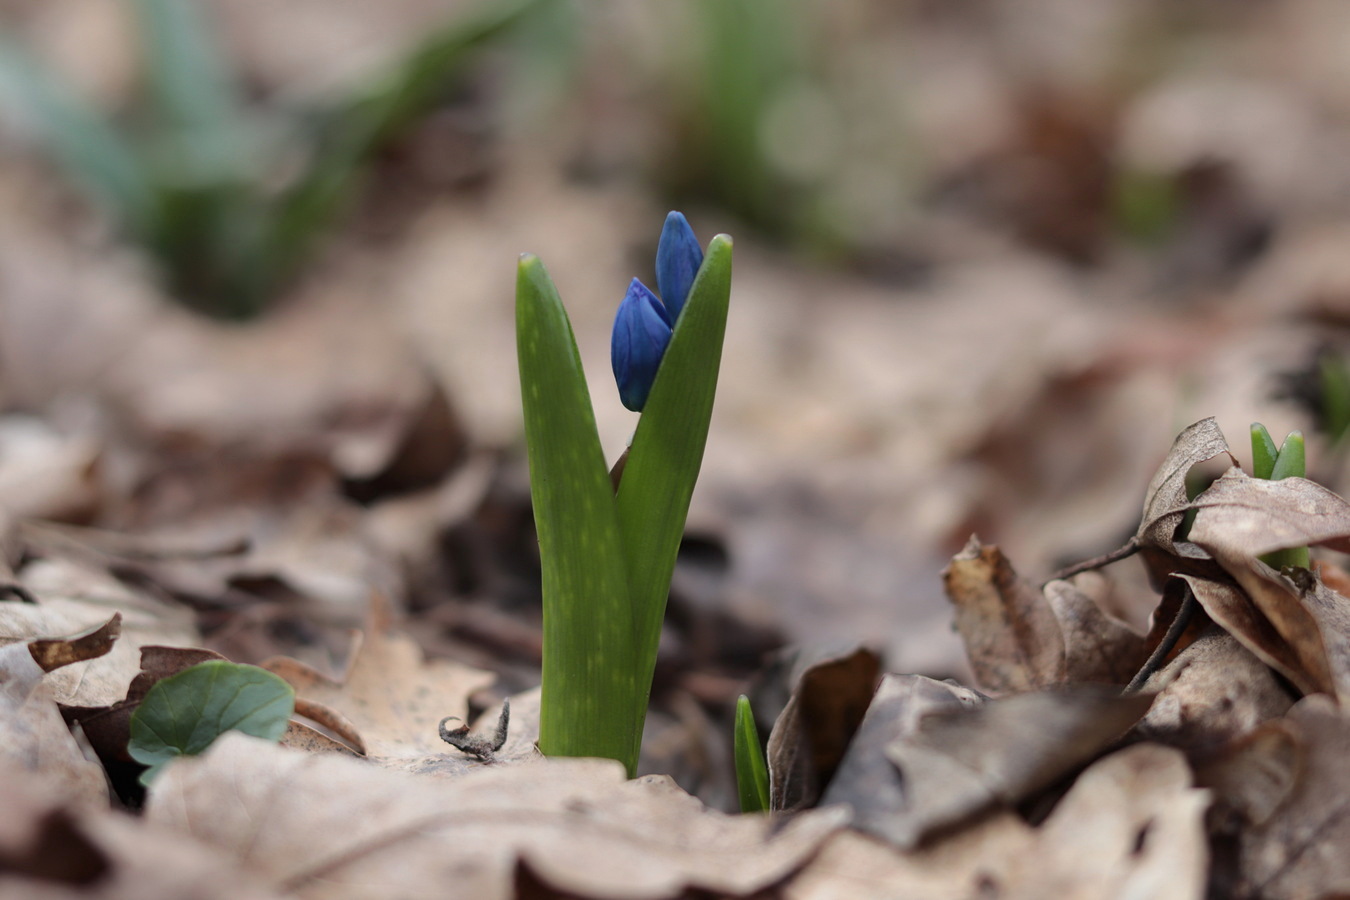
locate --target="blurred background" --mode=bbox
[5,0,1350,803]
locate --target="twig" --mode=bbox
[1043,538,1140,586]
[439,699,510,761]
[1125,585,1197,693]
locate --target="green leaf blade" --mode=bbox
[1251,423,1278,481]
[517,255,640,774]
[128,661,294,784]
[734,695,770,813]
[615,235,732,761]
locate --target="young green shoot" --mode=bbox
[1250,423,1311,571]
[733,695,770,813]
[517,212,731,775]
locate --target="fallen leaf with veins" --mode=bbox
[263,601,497,769]
[943,537,1064,694]
[1133,628,1294,755]
[147,733,848,900]
[789,744,1208,900]
[1134,416,1235,585]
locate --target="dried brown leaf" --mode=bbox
[790,744,1208,900]
[766,647,881,811]
[0,758,282,899]
[1045,576,1149,685]
[1137,417,1233,553]
[27,614,121,673]
[820,674,984,847]
[1180,575,1313,695]
[1186,470,1350,698]
[1133,628,1295,755]
[943,537,1064,693]
[875,685,1154,849]
[0,635,108,806]
[1214,696,1350,899]
[1,558,199,706]
[147,733,848,900]
[263,602,495,769]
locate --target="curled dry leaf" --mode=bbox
[942,537,1064,694]
[788,744,1208,900]
[765,646,881,811]
[263,600,496,770]
[820,674,984,847]
[1133,628,1295,755]
[1045,576,1149,685]
[147,733,848,900]
[1188,470,1350,700]
[1180,575,1313,697]
[1137,417,1232,549]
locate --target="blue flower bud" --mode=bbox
[611,278,672,411]
[655,211,704,322]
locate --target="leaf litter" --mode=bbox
[11,1,1350,894]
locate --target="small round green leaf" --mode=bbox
[129,660,295,784]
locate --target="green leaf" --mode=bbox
[1270,431,1306,481]
[734,695,770,813]
[128,661,294,785]
[1251,423,1278,481]
[516,254,640,774]
[0,38,153,236]
[616,235,732,762]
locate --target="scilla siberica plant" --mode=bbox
[516,212,731,776]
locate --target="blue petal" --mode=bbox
[611,278,672,412]
[655,211,703,323]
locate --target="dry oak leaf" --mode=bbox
[788,744,1208,900]
[146,733,848,900]
[943,537,1064,694]
[263,608,497,769]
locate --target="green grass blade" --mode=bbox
[734,695,770,813]
[1320,354,1350,446]
[0,39,153,235]
[131,0,246,180]
[517,255,639,774]
[1250,423,1278,480]
[615,235,732,761]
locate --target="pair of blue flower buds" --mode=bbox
[611,211,704,412]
